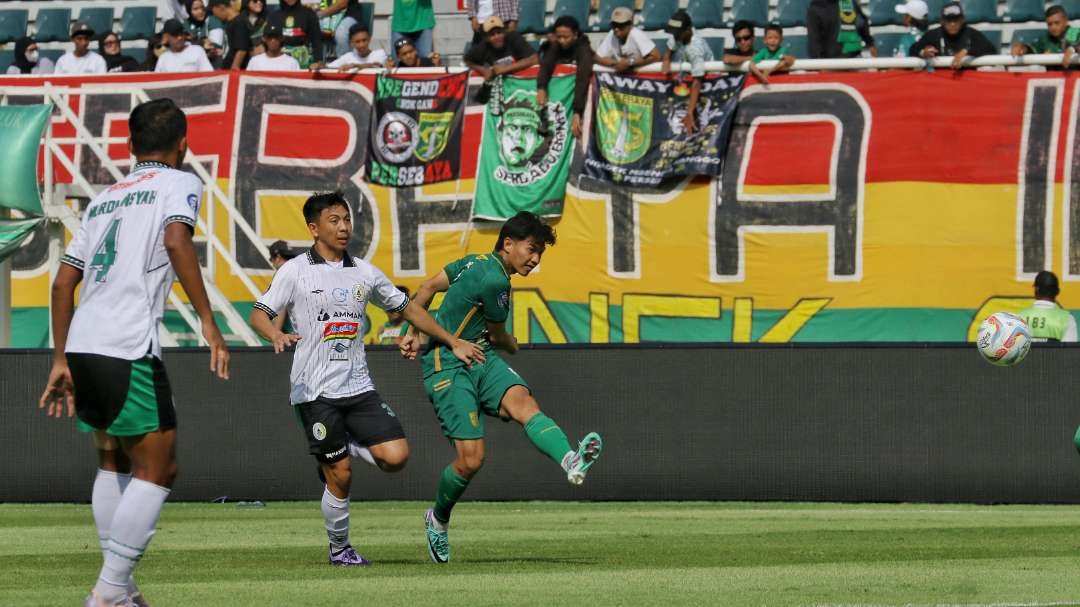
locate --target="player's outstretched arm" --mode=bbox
[400,270,450,358]
[400,301,485,365]
[485,320,519,355]
[38,264,82,418]
[165,222,230,379]
[250,307,300,353]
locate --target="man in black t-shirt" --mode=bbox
[464,16,538,102]
[909,1,996,69]
[209,0,252,69]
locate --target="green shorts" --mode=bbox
[68,353,176,437]
[423,356,529,440]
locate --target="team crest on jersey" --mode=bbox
[351,283,365,304]
[322,321,360,341]
[312,423,327,441]
[498,291,509,309]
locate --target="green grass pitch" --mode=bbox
[4,501,1080,606]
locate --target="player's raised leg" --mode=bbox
[498,385,603,485]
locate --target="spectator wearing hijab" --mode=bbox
[6,37,54,74]
[242,0,269,52]
[99,32,141,73]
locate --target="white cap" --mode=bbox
[895,0,929,20]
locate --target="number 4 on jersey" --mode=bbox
[89,218,121,283]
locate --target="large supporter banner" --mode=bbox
[6,69,1080,346]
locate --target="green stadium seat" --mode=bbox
[688,0,723,29]
[34,8,71,43]
[528,39,541,53]
[0,49,13,73]
[1062,0,1080,18]
[0,9,28,44]
[873,31,909,57]
[777,0,811,27]
[1004,0,1046,22]
[784,34,809,59]
[869,0,904,26]
[651,35,670,54]
[926,0,948,19]
[962,0,1000,23]
[729,0,768,27]
[76,7,115,39]
[980,28,1003,50]
[120,6,157,41]
[641,0,678,31]
[1011,27,1047,48]
[552,0,590,31]
[40,48,65,65]
[591,0,627,32]
[518,0,547,34]
[704,36,727,59]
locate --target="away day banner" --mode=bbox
[585,73,745,187]
[472,74,576,220]
[9,70,1080,347]
[366,72,467,187]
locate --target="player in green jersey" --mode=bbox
[400,211,603,563]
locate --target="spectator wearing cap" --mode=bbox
[1011,5,1080,69]
[661,9,714,135]
[247,25,303,70]
[267,0,323,69]
[326,24,389,70]
[469,0,520,44]
[391,0,435,60]
[595,6,661,72]
[536,15,592,140]
[7,36,54,75]
[208,0,252,70]
[910,1,997,69]
[390,37,442,67]
[156,18,215,72]
[99,32,141,73]
[1019,271,1077,342]
[55,22,108,75]
[894,0,930,57]
[750,25,796,83]
[806,0,876,59]
[464,16,538,101]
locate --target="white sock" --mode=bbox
[91,470,142,598]
[560,450,576,472]
[347,440,376,467]
[93,478,170,603]
[321,486,350,551]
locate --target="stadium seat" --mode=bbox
[40,48,65,65]
[0,49,12,73]
[926,0,948,19]
[962,0,1000,23]
[1010,27,1046,48]
[784,34,809,59]
[552,0,590,31]
[33,8,71,43]
[688,0,724,29]
[729,0,769,27]
[704,37,726,59]
[873,31,910,57]
[776,0,811,27]
[641,0,678,31]
[528,39,541,53]
[0,9,28,44]
[77,7,115,39]
[1062,0,1080,18]
[651,35,670,53]
[980,28,1003,50]
[1004,0,1046,22]
[591,0,626,32]
[120,6,157,41]
[518,0,547,34]
[868,0,904,26]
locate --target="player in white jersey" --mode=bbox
[249,191,484,566]
[38,98,230,607]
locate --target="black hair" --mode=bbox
[764,24,783,36]
[129,98,187,155]
[1047,5,1068,19]
[303,191,350,224]
[552,15,581,34]
[493,211,556,252]
[732,20,754,37]
[348,22,370,38]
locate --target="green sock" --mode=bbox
[522,413,573,466]
[433,465,470,524]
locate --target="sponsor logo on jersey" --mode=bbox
[322,321,360,341]
[333,288,349,303]
[317,309,330,321]
[106,171,158,192]
[329,340,350,361]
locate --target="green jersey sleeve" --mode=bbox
[443,256,471,284]
[480,271,511,323]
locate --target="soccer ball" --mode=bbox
[976,312,1031,367]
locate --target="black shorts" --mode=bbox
[295,390,405,463]
[67,353,176,436]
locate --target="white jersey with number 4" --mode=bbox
[254,249,409,405]
[62,161,202,360]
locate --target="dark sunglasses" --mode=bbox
[735,34,753,41]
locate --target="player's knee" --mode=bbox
[458,452,485,475]
[376,448,409,473]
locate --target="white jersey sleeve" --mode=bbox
[61,212,92,271]
[254,260,298,320]
[162,173,202,230]
[366,261,409,312]
[1065,314,1078,343]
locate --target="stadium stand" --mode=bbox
[0,48,12,72]
[33,8,71,44]
[1064,0,1080,17]
[983,28,1004,47]
[777,0,812,27]
[704,36,726,58]
[1011,26,1046,46]
[641,0,678,31]
[518,0,547,35]
[0,9,28,44]
[354,2,375,32]
[964,0,1003,22]
[689,0,724,29]
[120,6,157,41]
[1005,0,1049,21]
[591,0,624,32]
[926,0,949,19]
[552,0,590,29]
[869,0,906,26]
[785,34,809,58]
[730,0,769,27]
[75,6,114,38]
[651,35,670,53]
[873,31,911,57]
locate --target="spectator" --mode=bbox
[242,0,270,52]
[1019,271,1078,342]
[208,0,252,70]
[55,22,108,75]
[464,16,538,102]
[537,15,592,140]
[1011,5,1080,69]
[186,0,211,41]
[894,0,930,57]
[723,20,756,65]
[390,37,441,67]
[7,36,54,75]
[247,25,303,70]
[319,0,366,59]
[143,34,166,71]
[910,2,997,69]
[268,240,298,270]
[268,0,323,68]
[661,10,713,134]
[391,0,435,59]
[806,0,876,59]
[751,24,796,83]
[326,23,388,70]
[156,18,215,72]
[374,286,411,345]
[594,6,661,72]
[99,32,141,73]
[469,0,520,44]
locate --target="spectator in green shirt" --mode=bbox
[750,24,795,83]
[391,0,435,60]
[1018,270,1077,342]
[1010,4,1080,69]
